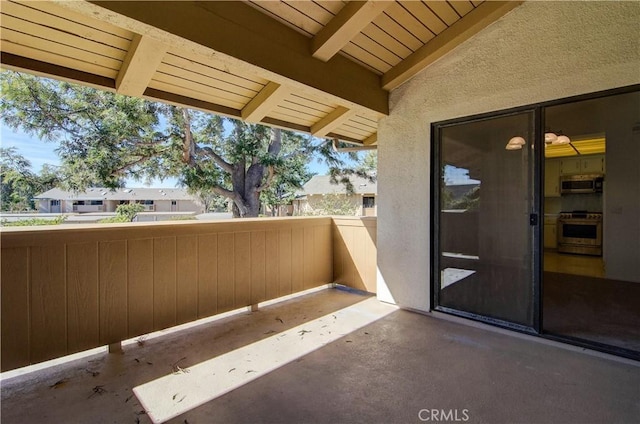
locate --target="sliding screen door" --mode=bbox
[434,111,536,329]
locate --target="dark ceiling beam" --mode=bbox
[0,52,116,91]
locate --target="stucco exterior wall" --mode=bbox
[37,200,50,213]
[153,200,202,213]
[377,2,640,311]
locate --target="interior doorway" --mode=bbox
[542,90,640,354]
[433,87,640,359]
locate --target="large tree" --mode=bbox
[0,71,347,217]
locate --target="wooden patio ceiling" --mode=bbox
[0,1,521,146]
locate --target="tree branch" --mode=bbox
[111,149,168,175]
[256,165,274,192]
[181,108,195,165]
[22,84,84,139]
[211,186,248,217]
[268,128,282,155]
[197,146,233,173]
[210,185,235,198]
[255,128,281,192]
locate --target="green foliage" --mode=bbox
[97,203,145,223]
[327,150,377,195]
[1,147,61,211]
[442,184,480,211]
[260,131,313,215]
[1,215,66,226]
[1,70,373,217]
[357,150,377,174]
[168,215,197,221]
[97,215,130,224]
[190,190,228,212]
[455,186,480,210]
[302,194,358,216]
[1,147,36,211]
[116,203,145,221]
[1,72,163,190]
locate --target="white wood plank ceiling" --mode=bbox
[0,1,522,145]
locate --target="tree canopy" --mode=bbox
[0,71,360,217]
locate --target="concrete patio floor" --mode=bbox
[1,287,638,424]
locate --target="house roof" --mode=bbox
[0,1,522,147]
[34,187,197,201]
[298,175,377,196]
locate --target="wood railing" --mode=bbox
[1,216,376,372]
[333,217,377,293]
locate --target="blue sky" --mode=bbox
[1,123,331,188]
[444,165,480,185]
[1,125,59,172]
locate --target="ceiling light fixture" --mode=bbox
[505,136,526,150]
[544,132,558,144]
[545,129,571,145]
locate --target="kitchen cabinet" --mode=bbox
[544,159,561,197]
[581,155,605,173]
[543,216,557,249]
[560,154,605,175]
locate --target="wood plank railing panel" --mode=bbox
[303,226,315,290]
[332,217,377,293]
[264,230,279,300]
[30,246,66,364]
[1,247,30,370]
[153,237,177,330]
[234,232,252,307]
[216,232,235,314]
[316,225,333,284]
[127,239,154,337]
[66,242,99,353]
[98,240,128,346]
[176,235,198,325]
[291,227,304,293]
[277,228,292,296]
[197,233,218,318]
[250,231,267,305]
[1,217,334,372]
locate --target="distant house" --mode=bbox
[34,187,204,214]
[293,175,377,217]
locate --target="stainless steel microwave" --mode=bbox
[560,174,604,194]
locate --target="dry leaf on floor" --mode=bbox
[49,379,67,389]
[88,385,106,398]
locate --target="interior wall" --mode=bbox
[602,94,640,283]
[545,92,640,283]
[377,1,640,310]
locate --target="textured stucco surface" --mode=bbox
[377,1,640,310]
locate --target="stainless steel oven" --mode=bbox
[557,211,602,256]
